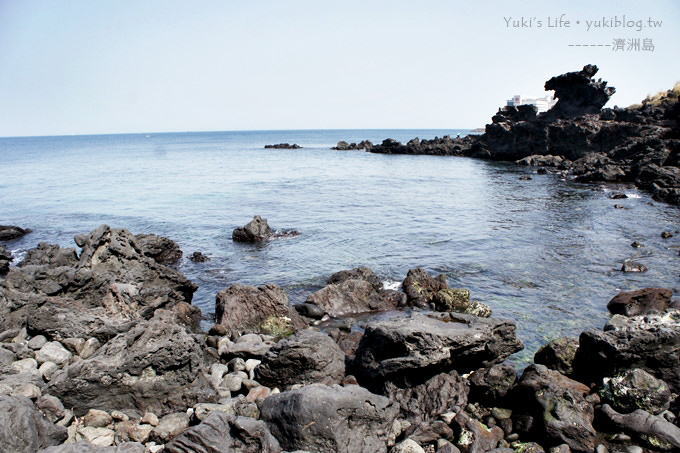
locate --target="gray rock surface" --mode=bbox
[353,312,523,390]
[46,311,218,416]
[1,225,197,341]
[306,278,395,317]
[261,384,399,453]
[0,395,67,452]
[574,310,680,392]
[165,411,281,453]
[533,337,579,376]
[134,233,183,266]
[468,363,517,406]
[255,329,345,388]
[599,404,680,451]
[510,364,596,452]
[383,371,468,424]
[600,368,672,415]
[215,283,305,336]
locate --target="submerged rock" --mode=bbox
[353,312,523,391]
[264,143,301,149]
[232,215,273,242]
[261,384,399,453]
[621,260,648,273]
[0,225,31,241]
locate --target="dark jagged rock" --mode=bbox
[606,287,673,316]
[332,140,373,150]
[353,312,523,391]
[600,368,672,415]
[468,363,518,406]
[215,283,306,336]
[510,364,596,452]
[598,404,680,451]
[0,395,67,452]
[326,267,383,291]
[260,384,399,453]
[533,337,579,377]
[452,411,505,453]
[543,64,615,120]
[573,310,680,393]
[516,154,564,167]
[402,267,449,308]
[0,225,31,241]
[134,233,183,266]
[189,251,209,263]
[383,371,468,424]
[306,277,395,317]
[45,311,219,417]
[232,215,273,242]
[164,411,281,453]
[264,143,301,149]
[0,244,11,274]
[254,330,346,389]
[0,225,197,341]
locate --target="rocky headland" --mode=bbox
[358,65,680,206]
[1,224,679,452]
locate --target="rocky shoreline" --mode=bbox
[1,223,679,452]
[350,65,680,207]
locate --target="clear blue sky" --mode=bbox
[1,0,678,136]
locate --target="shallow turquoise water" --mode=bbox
[1,129,679,363]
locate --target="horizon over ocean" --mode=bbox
[1,128,679,364]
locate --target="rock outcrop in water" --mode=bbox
[364,64,680,206]
[232,215,300,242]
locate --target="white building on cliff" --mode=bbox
[507,94,557,113]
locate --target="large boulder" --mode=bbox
[326,267,383,291]
[232,216,272,242]
[353,312,523,391]
[254,330,345,389]
[533,337,579,376]
[306,278,395,317]
[261,384,399,453]
[468,363,517,406]
[0,395,67,452]
[510,364,596,452]
[45,311,218,416]
[165,411,281,453]
[573,310,680,392]
[606,287,673,316]
[215,284,305,336]
[402,268,449,308]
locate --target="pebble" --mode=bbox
[211,362,230,379]
[0,347,15,366]
[39,361,59,381]
[110,410,129,422]
[35,341,72,366]
[392,439,425,453]
[219,374,241,395]
[11,357,38,374]
[78,426,115,447]
[15,383,41,399]
[228,357,246,372]
[61,337,86,355]
[83,409,113,428]
[27,335,48,350]
[141,412,159,427]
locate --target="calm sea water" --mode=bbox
[1,129,679,363]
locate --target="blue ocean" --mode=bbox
[1,129,679,362]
